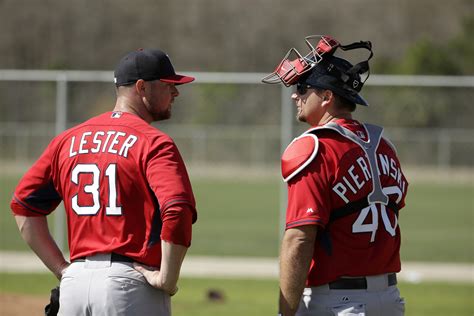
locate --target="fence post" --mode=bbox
[54,73,68,252]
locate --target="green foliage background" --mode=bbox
[375,17,474,75]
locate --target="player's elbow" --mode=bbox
[284,225,318,245]
[14,215,48,242]
[14,215,30,235]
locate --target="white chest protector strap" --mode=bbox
[308,122,389,205]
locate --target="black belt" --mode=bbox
[328,273,397,290]
[74,253,134,263]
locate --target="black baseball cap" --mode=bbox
[299,56,369,106]
[114,48,195,86]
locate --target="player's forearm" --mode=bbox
[134,209,191,295]
[160,205,193,247]
[159,240,188,293]
[279,226,317,316]
[14,215,69,280]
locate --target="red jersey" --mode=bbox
[283,119,408,287]
[11,111,197,267]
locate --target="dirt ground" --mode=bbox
[0,293,48,316]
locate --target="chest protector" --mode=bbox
[282,122,400,222]
[282,122,401,255]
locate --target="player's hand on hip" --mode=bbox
[133,263,178,296]
[55,261,71,280]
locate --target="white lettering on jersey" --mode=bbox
[119,135,138,158]
[378,154,407,194]
[333,182,349,203]
[101,131,116,152]
[342,176,357,194]
[69,136,77,157]
[356,157,371,181]
[348,165,364,189]
[332,154,407,202]
[333,156,370,202]
[79,132,92,154]
[69,131,138,158]
[108,131,126,154]
[91,131,105,153]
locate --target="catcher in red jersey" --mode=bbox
[262,35,407,316]
[11,48,197,316]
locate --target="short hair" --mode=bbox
[314,88,357,112]
[115,83,135,96]
[333,94,357,112]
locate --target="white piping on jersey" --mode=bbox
[283,133,319,183]
[305,122,389,205]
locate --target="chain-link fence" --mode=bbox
[1,70,473,170]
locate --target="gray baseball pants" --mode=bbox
[58,253,170,316]
[296,274,405,316]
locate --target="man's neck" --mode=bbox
[317,112,352,126]
[114,97,151,124]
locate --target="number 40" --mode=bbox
[352,186,402,242]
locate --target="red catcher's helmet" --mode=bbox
[262,35,340,87]
[262,35,373,89]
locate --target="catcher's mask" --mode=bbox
[262,35,373,106]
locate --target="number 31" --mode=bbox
[71,163,122,216]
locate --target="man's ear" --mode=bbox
[322,90,333,106]
[135,79,146,95]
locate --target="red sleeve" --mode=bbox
[146,137,197,222]
[285,147,332,230]
[11,141,62,217]
[161,204,193,247]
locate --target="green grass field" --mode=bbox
[0,273,473,316]
[1,174,473,262]
[1,173,473,315]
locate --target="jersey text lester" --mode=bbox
[69,130,138,158]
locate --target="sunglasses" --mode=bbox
[295,83,314,95]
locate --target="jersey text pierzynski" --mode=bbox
[332,153,407,203]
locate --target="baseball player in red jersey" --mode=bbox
[262,35,408,315]
[11,49,197,315]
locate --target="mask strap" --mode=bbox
[339,41,373,82]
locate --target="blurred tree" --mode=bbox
[449,16,474,74]
[374,15,474,75]
[363,16,474,128]
[0,0,472,130]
